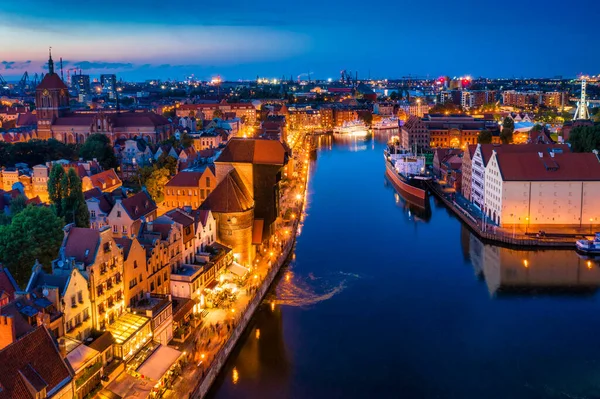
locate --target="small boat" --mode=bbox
[373,117,400,132]
[576,233,600,254]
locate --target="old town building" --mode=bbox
[165,168,216,209]
[424,114,498,148]
[107,190,157,238]
[53,225,125,331]
[401,115,430,150]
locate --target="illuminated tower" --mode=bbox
[574,77,590,120]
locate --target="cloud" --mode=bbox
[1,60,32,70]
[72,61,133,70]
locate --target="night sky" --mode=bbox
[1,0,598,81]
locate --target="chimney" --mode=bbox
[0,315,16,350]
[58,338,67,358]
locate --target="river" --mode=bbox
[207,134,600,399]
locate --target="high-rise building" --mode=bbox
[72,74,91,94]
[101,74,117,97]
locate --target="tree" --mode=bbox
[569,125,600,153]
[79,134,118,170]
[500,117,514,144]
[358,112,373,126]
[144,167,171,203]
[213,109,224,119]
[478,130,493,144]
[155,153,178,175]
[61,168,90,227]
[48,164,67,217]
[0,206,64,286]
[181,133,193,149]
[9,195,27,216]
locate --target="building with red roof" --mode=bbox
[0,326,75,399]
[485,150,600,227]
[165,168,217,210]
[107,190,157,238]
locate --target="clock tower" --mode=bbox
[36,48,70,140]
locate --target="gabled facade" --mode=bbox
[53,225,125,331]
[107,190,157,238]
[164,168,216,210]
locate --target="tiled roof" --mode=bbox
[84,188,114,214]
[87,331,114,353]
[27,270,69,296]
[64,228,101,266]
[53,115,94,126]
[192,209,211,227]
[121,191,157,221]
[200,169,253,213]
[36,73,67,90]
[114,237,134,259]
[0,265,19,302]
[90,169,122,192]
[216,138,286,165]
[15,113,37,127]
[0,326,73,399]
[166,171,204,187]
[495,151,600,182]
[165,208,195,227]
[479,143,568,166]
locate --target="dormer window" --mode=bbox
[117,211,121,218]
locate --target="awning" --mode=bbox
[136,345,183,383]
[252,219,264,244]
[227,262,249,277]
[172,297,195,324]
[204,280,218,291]
[66,344,100,373]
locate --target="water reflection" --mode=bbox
[206,301,290,398]
[466,227,600,296]
[273,269,355,307]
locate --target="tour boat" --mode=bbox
[373,117,400,132]
[333,121,369,138]
[384,143,431,201]
[576,233,600,254]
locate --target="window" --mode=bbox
[200,189,205,199]
[90,210,96,218]
[83,308,89,321]
[122,225,128,234]
[206,177,211,187]
[71,295,76,308]
[117,211,121,218]
[78,291,83,303]
[112,225,118,233]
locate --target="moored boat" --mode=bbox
[384,143,431,200]
[576,233,600,254]
[333,120,369,137]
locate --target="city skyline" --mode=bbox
[2,0,599,81]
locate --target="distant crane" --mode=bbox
[18,71,30,91]
[0,74,7,86]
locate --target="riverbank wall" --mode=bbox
[427,182,577,249]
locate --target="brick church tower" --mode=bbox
[36,49,70,140]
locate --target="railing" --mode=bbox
[428,182,576,248]
[190,225,297,399]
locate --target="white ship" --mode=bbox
[333,121,369,138]
[373,117,400,132]
[576,233,600,254]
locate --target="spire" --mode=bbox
[48,47,54,75]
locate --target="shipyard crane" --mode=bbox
[0,74,7,86]
[18,71,30,91]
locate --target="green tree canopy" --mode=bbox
[61,168,90,228]
[569,125,600,153]
[0,206,64,286]
[478,130,493,144]
[213,109,224,119]
[500,117,515,144]
[155,153,178,175]
[144,167,171,203]
[358,112,373,126]
[79,134,118,170]
[0,139,78,167]
[181,133,193,149]
[48,164,67,217]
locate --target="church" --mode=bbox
[35,51,172,144]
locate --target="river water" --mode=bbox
[208,134,600,399]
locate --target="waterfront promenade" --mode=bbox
[427,181,588,248]
[162,133,310,399]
